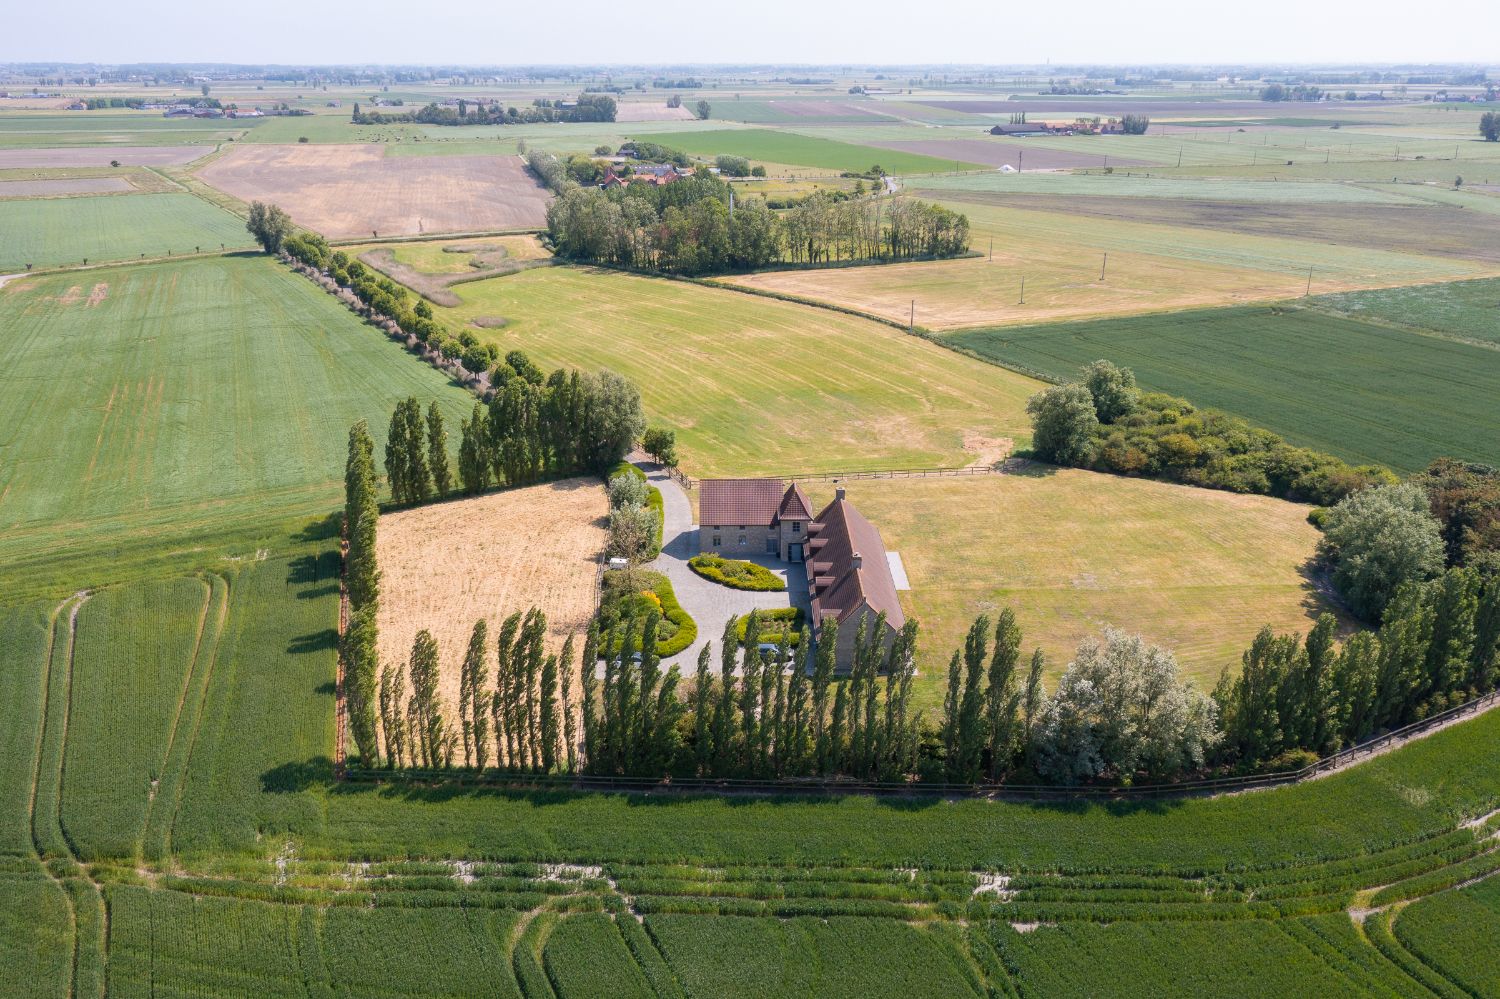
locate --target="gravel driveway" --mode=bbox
[634,458,808,671]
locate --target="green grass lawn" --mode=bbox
[628,127,982,174]
[439,265,1039,476]
[947,303,1500,473]
[1308,275,1500,347]
[0,255,476,597]
[0,193,253,271]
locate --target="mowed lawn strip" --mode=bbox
[628,128,980,174]
[0,192,252,271]
[947,304,1500,473]
[0,256,475,597]
[802,470,1331,705]
[444,266,1039,476]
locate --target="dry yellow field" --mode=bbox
[805,468,1338,707]
[374,479,607,722]
[721,199,1488,330]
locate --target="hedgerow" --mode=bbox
[688,555,786,592]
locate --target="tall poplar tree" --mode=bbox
[693,644,712,775]
[427,401,452,497]
[407,630,443,768]
[460,619,489,768]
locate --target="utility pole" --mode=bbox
[1018,148,1023,173]
[1100,253,1108,281]
[908,300,915,333]
[1018,276,1025,305]
[988,237,993,261]
[1177,147,1182,167]
[1305,266,1313,297]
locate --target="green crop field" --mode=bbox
[948,303,1500,473]
[440,265,1039,476]
[0,255,475,597]
[0,111,238,147]
[0,192,253,270]
[628,127,982,174]
[1309,275,1500,347]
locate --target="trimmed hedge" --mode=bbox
[689,555,786,592]
[734,607,806,647]
[599,569,698,657]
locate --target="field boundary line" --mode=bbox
[668,461,1027,490]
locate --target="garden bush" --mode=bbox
[689,555,786,592]
[598,570,697,657]
[733,607,806,647]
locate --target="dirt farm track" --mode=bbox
[197,144,552,238]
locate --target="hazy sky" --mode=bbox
[5,0,1495,67]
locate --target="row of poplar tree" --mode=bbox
[380,363,646,508]
[1216,565,1500,768]
[341,421,384,764]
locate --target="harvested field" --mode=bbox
[0,145,212,168]
[613,102,698,123]
[374,480,608,722]
[982,193,1500,264]
[0,177,133,197]
[917,98,1320,116]
[196,144,551,238]
[866,137,1147,171]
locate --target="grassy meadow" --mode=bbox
[0,255,475,597]
[628,128,980,174]
[441,265,1040,476]
[948,304,1500,473]
[0,192,252,270]
[802,470,1333,705]
[722,196,1488,329]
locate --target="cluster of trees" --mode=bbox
[382,398,450,506]
[352,94,616,126]
[606,469,659,564]
[1026,360,1393,506]
[464,360,645,491]
[340,422,383,765]
[715,155,765,177]
[547,179,969,276]
[1417,459,1500,574]
[246,201,292,254]
[1260,83,1325,102]
[1481,112,1499,142]
[1216,566,1500,769]
[1120,113,1150,135]
[281,232,499,376]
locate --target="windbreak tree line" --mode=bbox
[1026,360,1395,506]
[545,178,970,275]
[381,369,644,507]
[1216,567,1500,769]
[352,93,616,126]
[340,421,383,765]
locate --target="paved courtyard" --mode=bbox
[634,458,810,670]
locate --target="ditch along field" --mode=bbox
[438,264,1040,476]
[375,480,607,733]
[800,469,1333,707]
[948,301,1500,474]
[195,143,552,238]
[0,254,476,599]
[719,196,1492,330]
[3,559,1500,996]
[0,191,253,271]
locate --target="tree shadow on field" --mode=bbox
[261,756,335,793]
[288,628,337,655]
[287,551,340,600]
[295,512,342,545]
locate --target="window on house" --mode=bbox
[792,522,801,533]
[738,534,746,545]
[712,535,721,546]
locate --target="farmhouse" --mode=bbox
[699,480,904,668]
[989,122,1053,137]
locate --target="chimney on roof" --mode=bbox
[835,486,847,501]
[851,551,862,569]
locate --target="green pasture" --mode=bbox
[628,127,982,173]
[0,255,475,597]
[438,265,1039,476]
[947,303,1500,473]
[910,170,1417,203]
[0,111,239,147]
[0,192,252,271]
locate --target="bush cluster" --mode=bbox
[689,555,786,592]
[598,570,697,657]
[734,607,806,647]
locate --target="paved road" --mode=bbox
[633,457,807,671]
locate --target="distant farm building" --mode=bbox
[698,480,904,669]
[989,122,1053,137]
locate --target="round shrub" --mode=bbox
[688,555,786,592]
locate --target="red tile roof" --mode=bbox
[807,494,905,633]
[699,479,785,527]
[777,483,813,522]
